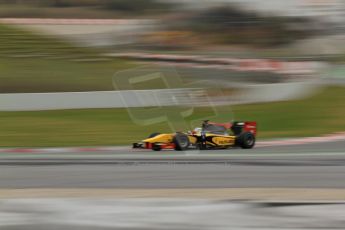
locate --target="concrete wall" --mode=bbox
[0,82,319,111]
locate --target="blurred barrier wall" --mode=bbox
[110,53,324,75]
[0,89,205,111]
[0,18,157,47]
[0,82,318,111]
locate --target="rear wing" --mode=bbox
[204,120,257,136]
[243,121,257,136]
[231,121,257,136]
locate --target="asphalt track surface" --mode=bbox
[1,199,344,230]
[0,141,344,189]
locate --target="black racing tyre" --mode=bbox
[173,133,190,151]
[152,143,162,151]
[148,132,161,138]
[237,132,255,149]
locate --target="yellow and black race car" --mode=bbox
[133,120,257,151]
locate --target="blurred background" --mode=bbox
[1,2,345,230]
[0,0,344,146]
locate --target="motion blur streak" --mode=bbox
[0,199,344,230]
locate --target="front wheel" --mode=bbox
[237,132,255,149]
[173,133,190,151]
[152,143,162,151]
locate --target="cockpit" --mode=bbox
[202,124,228,135]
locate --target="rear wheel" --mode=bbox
[173,133,190,151]
[237,132,255,149]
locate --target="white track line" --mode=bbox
[256,132,345,147]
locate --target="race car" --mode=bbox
[133,120,257,151]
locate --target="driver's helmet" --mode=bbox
[193,127,202,134]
